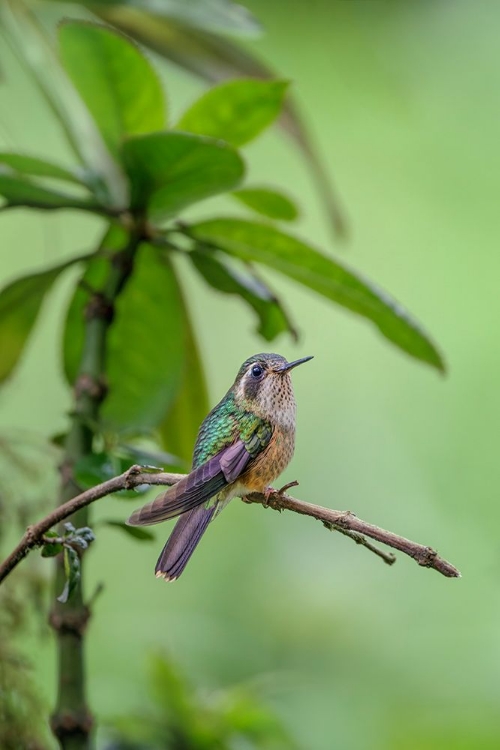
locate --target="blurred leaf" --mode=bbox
[190,249,297,341]
[103,520,155,542]
[178,79,289,147]
[220,689,298,747]
[149,654,194,720]
[0,152,85,186]
[107,651,298,749]
[118,442,179,470]
[74,452,131,490]
[57,546,80,604]
[64,233,187,435]
[92,5,347,235]
[122,131,244,221]
[0,256,86,384]
[41,530,63,558]
[94,6,269,82]
[41,543,63,558]
[159,265,209,464]
[3,1,127,207]
[0,171,100,211]
[73,453,148,500]
[189,219,445,371]
[232,186,298,221]
[75,0,262,37]
[103,246,185,429]
[59,21,166,161]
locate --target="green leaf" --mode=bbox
[58,21,166,161]
[2,3,126,207]
[122,131,244,221]
[0,171,100,211]
[118,442,179,470]
[189,219,445,371]
[103,519,155,542]
[73,452,124,489]
[104,246,185,428]
[73,452,146,499]
[190,249,297,341]
[63,229,187,433]
[57,546,80,604]
[232,186,298,221]
[178,79,289,147]
[159,266,209,464]
[0,152,84,186]
[0,257,86,383]
[41,532,63,558]
[74,0,262,37]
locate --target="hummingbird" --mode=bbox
[127,353,313,581]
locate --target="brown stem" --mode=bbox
[0,466,460,584]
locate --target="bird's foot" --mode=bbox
[262,486,274,508]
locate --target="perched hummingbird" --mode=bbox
[127,353,313,581]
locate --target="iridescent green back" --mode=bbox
[192,391,271,469]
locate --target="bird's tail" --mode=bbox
[155,505,216,581]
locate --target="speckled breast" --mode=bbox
[240,424,296,492]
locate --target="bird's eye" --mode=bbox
[251,364,264,378]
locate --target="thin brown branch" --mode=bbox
[0,466,461,585]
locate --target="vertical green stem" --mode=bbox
[49,225,142,749]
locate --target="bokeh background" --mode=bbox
[2,1,499,748]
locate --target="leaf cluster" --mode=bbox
[0,22,443,468]
[40,522,95,603]
[105,652,298,750]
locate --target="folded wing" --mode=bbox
[127,439,254,527]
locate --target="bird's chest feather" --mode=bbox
[240,424,295,492]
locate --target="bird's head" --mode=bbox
[232,353,313,422]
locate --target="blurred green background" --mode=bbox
[1,1,499,748]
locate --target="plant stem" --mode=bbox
[49,225,142,749]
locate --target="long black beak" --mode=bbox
[278,356,314,373]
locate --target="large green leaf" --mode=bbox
[58,21,166,161]
[0,171,100,212]
[190,250,297,341]
[122,131,244,221]
[0,256,86,383]
[103,248,184,429]
[178,79,289,147]
[64,243,184,430]
[232,186,298,221]
[189,219,445,371]
[159,265,209,465]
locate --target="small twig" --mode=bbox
[324,523,396,565]
[0,466,461,584]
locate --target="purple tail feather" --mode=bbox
[155,505,216,581]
